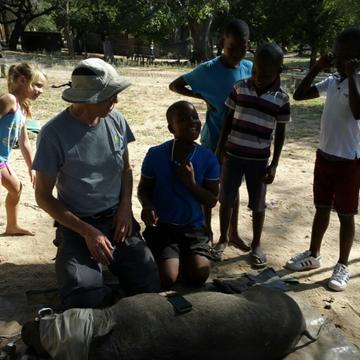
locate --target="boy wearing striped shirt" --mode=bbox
[216,43,290,266]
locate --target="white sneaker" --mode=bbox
[328,263,350,291]
[285,250,321,271]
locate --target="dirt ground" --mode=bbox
[0,64,359,348]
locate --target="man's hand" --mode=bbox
[345,58,360,77]
[264,163,277,184]
[176,160,196,188]
[141,207,158,226]
[83,225,114,265]
[112,204,133,242]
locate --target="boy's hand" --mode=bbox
[315,53,334,71]
[345,58,360,77]
[264,163,277,184]
[177,160,196,187]
[215,146,226,164]
[141,207,158,226]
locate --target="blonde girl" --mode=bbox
[0,62,47,235]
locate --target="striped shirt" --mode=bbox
[225,78,290,159]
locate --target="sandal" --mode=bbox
[250,250,267,268]
[210,242,227,262]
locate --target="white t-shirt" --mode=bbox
[316,74,360,159]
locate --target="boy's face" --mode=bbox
[335,40,360,78]
[169,105,201,142]
[222,34,248,67]
[252,55,281,90]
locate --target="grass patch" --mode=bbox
[288,97,324,142]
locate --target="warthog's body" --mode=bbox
[23,286,311,360]
[89,287,307,360]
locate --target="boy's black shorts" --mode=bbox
[143,223,212,261]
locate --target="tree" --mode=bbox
[0,0,59,50]
[115,0,229,61]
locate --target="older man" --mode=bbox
[33,58,160,309]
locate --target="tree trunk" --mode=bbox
[309,44,318,68]
[64,0,74,56]
[1,12,11,43]
[9,21,26,51]
[188,16,213,63]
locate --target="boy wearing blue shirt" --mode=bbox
[138,101,220,288]
[169,19,252,250]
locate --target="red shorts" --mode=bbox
[314,150,360,215]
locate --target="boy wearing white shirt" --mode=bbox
[286,28,360,291]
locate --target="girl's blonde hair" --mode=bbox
[7,62,47,118]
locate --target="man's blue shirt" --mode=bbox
[141,140,220,227]
[183,57,253,151]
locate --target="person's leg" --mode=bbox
[228,192,250,251]
[252,211,265,250]
[1,165,33,235]
[182,254,210,287]
[217,156,245,251]
[309,207,331,257]
[203,206,213,244]
[110,234,161,295]
[338,214,354,266]
[55,226,112,310]
[286,151,330,271]
[158,258,180,289]
[245,160,267,267]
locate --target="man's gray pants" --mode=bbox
[54,216,160,310]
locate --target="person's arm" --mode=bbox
[169,76,216,111]
[35,172,114,265]
[112,149,134,242]
[345,59,360,120]
[264,123,286,184]
[176,161,219,208]
[293,54,334,100]
[138,176,159,226]
[215,108,234,163]
[19,124,35,186]
[0,93,16,117]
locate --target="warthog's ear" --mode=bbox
[21,321,50,357]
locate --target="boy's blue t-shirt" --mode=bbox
[141,140,220,227]
[183,57,253,151]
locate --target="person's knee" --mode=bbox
[160,272,178,289]
[315,207,331,218]
[159,264,178,289]
[182,257,210,287]
[7,181,22,199]
[184,267,210,287]
[338,214,355,225]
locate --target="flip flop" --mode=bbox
[250,251,267,268]
[210,242,227,262]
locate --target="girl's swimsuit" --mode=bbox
[0,101,25,166]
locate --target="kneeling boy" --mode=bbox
[138,101,220,288]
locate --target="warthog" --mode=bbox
[22,286,317,360]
